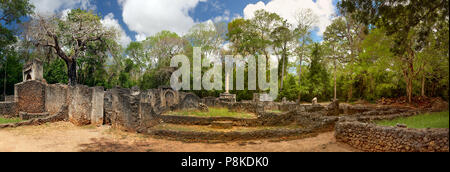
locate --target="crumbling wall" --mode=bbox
[108,88,141,131]
[335,120,449,152]
[45,84,68,115]
[68,85,104,126]
[106,88,204,132]
[15,80,46,113]
[139,89,162,129]
[0,105,68,129]
[0,102,17,117]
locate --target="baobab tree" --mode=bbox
[25,9,117,86]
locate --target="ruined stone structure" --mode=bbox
[336,119,449,152]
[22,59,43,82]
[1,59,448,152]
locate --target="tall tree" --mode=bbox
[185,22,227,61]
[0,0,34,47]
[249,10,282,59]
[25,9,117,86]
[271,20,293,90]
[125,41,147,81]
[307,43,330,100]
[293,8,316,102]
[146,30,188,68]
[1,0,33,97]
[339,0,449,103]
[324,18,347,101]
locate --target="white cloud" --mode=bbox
[101,13,132,47]
[30,0,95,15]
[135,34,147,42]
[213,10,230,23]
[119,0,206,40]
[243,0,336,35]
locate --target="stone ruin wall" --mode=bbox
[0,102,17,117]
[45,84,68,115]
[335,120,449,152]
[104,87,203,132]
[334,111,449,152]
[67,85,104,126]
[7,79,449,152]
[15,80,46,114]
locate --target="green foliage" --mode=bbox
[118,58,137,89]
[0,0,33,46]
[0,50,23,95]
[306,43,330,101]
[278,74,300,101]
[44,59,68,84]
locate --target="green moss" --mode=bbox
[376,111,449,129]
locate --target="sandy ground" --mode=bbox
[0,122,358,152]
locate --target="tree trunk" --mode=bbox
[297,54,303,103]
[421,75,426,97]
[334,58,337,101]
[407,78,413,104]
[67,59,77,86]
[348,84,353,103]
[3,58,7,98]
[280,54,286,90]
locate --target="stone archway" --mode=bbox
[164,90,177,109]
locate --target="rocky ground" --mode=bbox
[0,122,358,152]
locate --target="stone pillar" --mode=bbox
[91,87,104,126]
[225,73,230,94]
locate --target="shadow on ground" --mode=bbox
[78,138,153,152]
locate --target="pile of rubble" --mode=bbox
[377,96,449,111]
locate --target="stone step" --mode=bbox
[19,112,50,120]
[210,121,233,129]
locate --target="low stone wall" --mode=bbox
[148,128,317,142]
[19,112,49,120]
[5,96,14,102]
[0,102,17,117]
[0,105,68,129]
[335,119,449,152]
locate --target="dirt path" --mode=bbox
[0,122,358,152]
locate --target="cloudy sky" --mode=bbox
[29,0,338,47]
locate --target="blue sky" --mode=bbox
[96,0,273,41]
[27,0,338,47]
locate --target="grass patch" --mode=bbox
[376,111,449,129]
[0,117,23,124]
[267,110,283,113]
[164,108,256,119]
